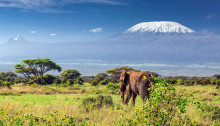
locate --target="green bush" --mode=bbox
[0,80,11,88]
[95,73,108,82]
[6,76,14,82]
[106,83,120,94]
[28,79,35,84]
[99,79,108,85]
[176,78,184,85]
[61,77,68,84]
[0,92,19,96]
[91,80,98,86]
[118,78,195,125]
[59,84,69,87]
[36,76,46,85]
[90,89,103,94]
[74,77,84,85]
[31,83,41,88]
[54,77,62,84]
[81,95,114,111]
[43,74,56,84]
[66,79,74,85]
[200,103,220,122]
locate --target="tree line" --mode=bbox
[0,58,220,89]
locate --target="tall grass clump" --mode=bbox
[199,103,220,125]
[106,83,120,94]
[81,95,114,111]
[117,78,196,126]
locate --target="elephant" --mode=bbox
[119,71,154,105]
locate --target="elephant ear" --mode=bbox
[120,71,129,90]
[121,71,126,84]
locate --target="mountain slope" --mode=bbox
[99,21,220,63]
[0,21,220,64]
[125,21,194,33]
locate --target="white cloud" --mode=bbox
[89,28,103,33]
[50,33,56,36]
[0,0,125,12]
[0,0,55,8]
[61,0,126,5]
[30,30,37,34]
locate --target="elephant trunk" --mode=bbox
[120,90,125,103]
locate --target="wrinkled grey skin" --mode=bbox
[120,71,154,105]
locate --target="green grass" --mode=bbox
[0,93,143,106]
[176,85,220,125]
[0,83,219,125]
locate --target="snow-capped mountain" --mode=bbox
[0,21,220,64]
[7,35,27,44]
[99,21,220,63]
[106,21,198,43]
[125,21,194,33]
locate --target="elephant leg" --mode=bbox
[131,93,137,106]
[124,85,131,105]
[140,87,149,105]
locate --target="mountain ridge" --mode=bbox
[0,21,220,64]
[125,21,195,33]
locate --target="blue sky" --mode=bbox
[0,0,219,43]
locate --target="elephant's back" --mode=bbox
[129,71,151,83]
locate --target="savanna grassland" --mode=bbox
[0,61,219,125]
[0,82,219,126]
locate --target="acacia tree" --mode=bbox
[106,66,140,80]
[15,58,61,79]
[14,64,32,79]
[60,69,81,80]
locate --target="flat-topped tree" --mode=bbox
[14,64,32,79]
[15,58,61,79]
[60,69,81,80]
[106,66,140,80]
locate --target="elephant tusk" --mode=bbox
[116,90,120,95]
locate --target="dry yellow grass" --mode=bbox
[0,84,219,125]
[176,85,220,125]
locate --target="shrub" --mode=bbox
[31,83,41,88]
[61,77,68,84]
[106,83,120,94]
[91,80,98,86]
[99,79,108,85]
[0,92,19,96]
[81,95,114,111]
[90,89,103,94]
[59,84,69,87]
[177,78,183,85]
[118,78,195,125]
[109,78,119,83]
[74,77,84,85]
[201,78,211,85]
[0,80,11,88]
[36,76,46,85]
[214,74,220,79]
[95,73,108,82]
[43,74,56,84]
[197,103,220,125]
[6,76,14,82]
[28,79,35,84]
[54,77,62,84]
[66,79,74,85]
[60,69,81,80]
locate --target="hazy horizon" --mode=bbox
[0,0,220,76]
